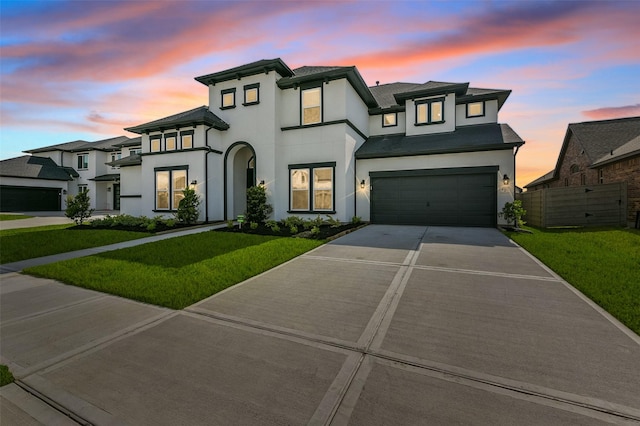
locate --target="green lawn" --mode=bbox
[0,365,14,387]
[0,225,147,264]
[505,227,640,335]
[25,232,323,309]
[0,214,33,221]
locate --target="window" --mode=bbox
[466,101,484,117]
[180,131,193,149]
[599,169,604,184]
[302,87,322,125]
[416,98,444,125]
[243,83,259,105]
[151,136,161,152]
[155,167,188,211]
[130,148,142,155]
[289,162,335,212]
[165,133,177,151]
[382,112,397,127]
[580,174,586,185]
[564,178,569,187]
[570,164,580,174]
[111,152,122,163]
[78,184,88,193]
[221,88,236,109]
[77,153,89,170]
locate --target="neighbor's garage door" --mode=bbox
[370,168,497,227]
[0,185,62,212]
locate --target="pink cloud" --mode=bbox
[582,104,640,120]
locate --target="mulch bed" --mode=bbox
[216,223,364,240]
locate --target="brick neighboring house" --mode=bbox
[525,116,640,225]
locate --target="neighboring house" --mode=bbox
[0,156,77,211]
[115,58,523,227]
[0,136,142,211]
[524,116,640,224]
[4,58,524,226]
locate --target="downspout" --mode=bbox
[513,144,521,227]
[205,125,215,223]
[354,158,358,220]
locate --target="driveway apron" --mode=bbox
[1,225,639,425]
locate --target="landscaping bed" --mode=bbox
[217,222,362,240]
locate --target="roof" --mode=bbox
[568,116,640,163]
[591,134,640,167]
[124,106,229,134]
[23,136,129,154]
[106,154,141,167]
[457,87,512,110]
[356,123,524,159]
[195,58,294,86]
[89,173,120,182]
[114,136,142,148]
[392,81,469,103]
[24,140,89,154]
[0,155,76,181]
[524,170,555,188]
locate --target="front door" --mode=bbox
[113,184,120,210]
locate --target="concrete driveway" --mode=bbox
[1,225,639,425]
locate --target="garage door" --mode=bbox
[370,168,497,227]
[0,185,62,212]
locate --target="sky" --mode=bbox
[1,0,639,187]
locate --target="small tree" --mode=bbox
[174,188,201,224]
[500,200,526,228]
[246,185,273,223]
[65,190,94,225]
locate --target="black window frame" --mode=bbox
[243,83,260,106]
[77,153,89,170]
[164,132,177,151]
[466,101,485,118]
[300,84,323,126]
[221,88,236,110]
[415,97,445,126]
[180,130,194,149]
[288,161,336,213]
[382,112,398,128]
[153,165,189,212]
[150,135,162,153]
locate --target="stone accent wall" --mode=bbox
[598,155,640,224]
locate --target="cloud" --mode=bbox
[582,104,640,120]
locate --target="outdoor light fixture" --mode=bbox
[190,180,198,185]
[360,179,366,189]
[260,180,265,186]
[503,174,510,185]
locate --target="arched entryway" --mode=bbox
[224,142,257,220]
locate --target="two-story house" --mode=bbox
[117,58,523,227]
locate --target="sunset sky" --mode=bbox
[1,0,639,187]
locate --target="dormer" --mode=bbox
[455,88,511,127]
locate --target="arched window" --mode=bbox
[570,164,580,174]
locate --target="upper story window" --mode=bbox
[221,88,236,109]
[466,101,485,117]
[130,147,142,155]
[382,112,397,127]
[243,83,259,106]
[78,184,88,193]
[302,86,322,125]
[150,136,161,153]
[110,152,122,168]
[180,131,193,149]
[165,133,177,151]
[77,153,89,170]
[415,97,444,125]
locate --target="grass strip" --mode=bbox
[25,232,323,309]
[0,225,147,264]
[0,214,34,221]
[505,227,640,335]
[0,365,15,387]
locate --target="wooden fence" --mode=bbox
[517,182,627,227]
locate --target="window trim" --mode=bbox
[221,88,236,109]
[466,101,485,118]
[180,130,194,149]
[164,132,177,151]
[150,136,162,153]
[382,112,397,127]
[301,85,323,126]
[78,184,88,193]
[288,162,336,213]
[77,153,89,170]
[415,97,445,126]
[154,166,189,212]
[243,83,260,106]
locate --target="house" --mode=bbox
[5,58,524,226]
[115,58,523,227]
[524,117,640,225]
[0,136,142,211]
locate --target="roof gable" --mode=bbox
[195,58,294,86]
[124,106,229,134]
[0,155,76,181]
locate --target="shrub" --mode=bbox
[500,200,526,228]
[289,225,299,234]
[310,215,325,228]
[246,185,273,223]
[325,215,342,228]
[265,220,280,233]
[351,216,362,225]
[227,220,234,229]
[310,226,320,237]
[250,222,259,230]
[65,190,94,225]
[174,188,201,224]
[283,216,305,229]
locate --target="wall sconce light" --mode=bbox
[259,180,265,186]
[360,179,366,189]
[62,189,67,195]
[107,187,111,192]
[190,180,198,186]
[503,174,510,185]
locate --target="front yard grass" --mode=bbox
[0,214,33,221]
[0,225,148,264]
[505,227,640,335]
[24,232,323,309]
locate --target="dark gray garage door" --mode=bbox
[0,185,62,212]
[370,167,497,227]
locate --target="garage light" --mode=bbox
[503,174,510,185]
[360,179,366,189]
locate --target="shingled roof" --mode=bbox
[356,123,524,159]
[124,106,229,134]
[24,137,129,154]
[0,156,76,181]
